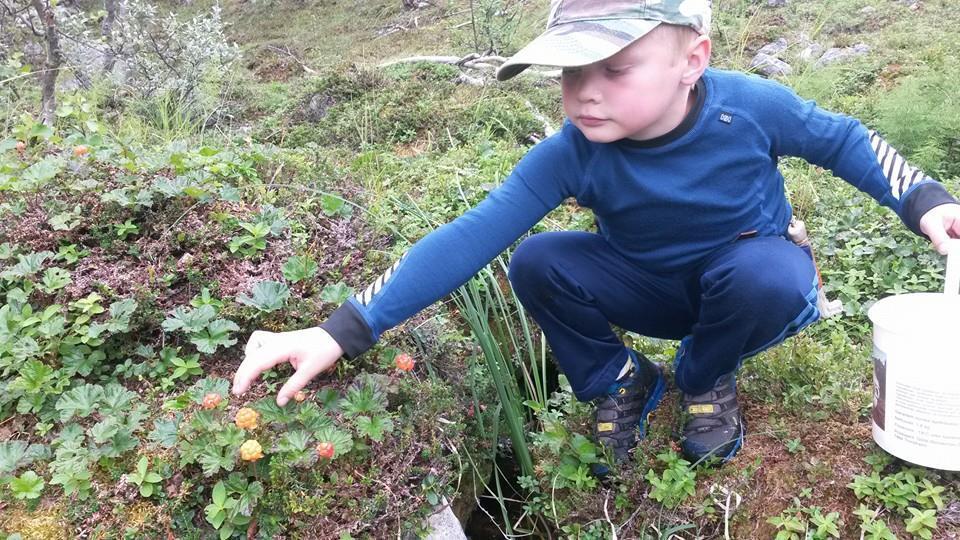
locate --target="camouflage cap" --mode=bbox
[496,0,711,81]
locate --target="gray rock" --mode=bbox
[767,0,788,6]
[799,43,825,63]
[750,53,793,77]
[814,43,871,68]
[860,6,877,14]
[757,38,789,57]
[422,499,467,540]
[306,93,336,121]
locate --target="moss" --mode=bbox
[0,504,69,540]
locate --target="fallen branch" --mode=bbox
[266,45,317,75]
[378,54,462,67]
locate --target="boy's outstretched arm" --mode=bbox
[231,123,589,405]
[759,79,959,248]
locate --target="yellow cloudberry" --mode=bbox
[239,440,263,462]
[235,407,259,430]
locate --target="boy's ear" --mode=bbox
[681,35,712,85]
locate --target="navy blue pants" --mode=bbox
[508,232,820,401]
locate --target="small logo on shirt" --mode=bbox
[719,112,734,124]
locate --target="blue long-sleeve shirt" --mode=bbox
[320,68,957,358]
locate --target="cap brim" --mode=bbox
[496,19,661,81]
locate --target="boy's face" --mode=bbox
[561,30,697,143]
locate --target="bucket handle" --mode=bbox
[946,239,960,296]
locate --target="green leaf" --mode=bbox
[21,157,62,185]
[320,282,353,305]
[236,281,290,312]
[58,342,104,377]
[355,415,394,443]
[236,480,264,516]
[205,505,226,529]
[9,470,44,499]
[11,336,41,363]
[39,267,71,293]
[282,255,318,284]
[100,383,137,415]
[298,402,333,432]
[191,318,239,354]
[199,446,235,477]
[135,455,149,478]
[569,434,599,464]
[50,468,92,499]
[1,251,53,280]
[341,377,386,417]
[254,397,296,424]
[106,299,137,332]
[89,417,120,444]
[277,430,311,455]
[48,207,82,231]
[28,123,54,140]
[213,480,227,508]
[149,416,181,449]
[162,305,217,333]
[0,441,46,476]
[213,425,246,448]
[905,507,937,535]
[55,383,103,422]
[320,193,352,217]
[15,359,54,392]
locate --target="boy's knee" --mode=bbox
[725,263,813,312]
[508,233,556,286]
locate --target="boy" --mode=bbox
[232,0,960,471]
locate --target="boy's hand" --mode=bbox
[919,203,960,255]
[232,327,343,406]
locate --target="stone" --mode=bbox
[814,43,871,68]
[757,38,789,57]
[422,498,467,540]
[305,94,336,122]
[767,0,788,6]
[750,53,793,77]
[799,43,825,63]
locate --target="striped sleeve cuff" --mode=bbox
[901,182,959,237]
[317,301,376,360]
[868,130,929,200]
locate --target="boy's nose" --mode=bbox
[573,68,600,103]
[574,75,602,103]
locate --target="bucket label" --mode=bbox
[872,348,886,431]
[890,381,960,449]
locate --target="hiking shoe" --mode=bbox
[591,350,666,476]
[680,372,744,464]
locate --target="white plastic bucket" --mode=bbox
[867,239,960,470]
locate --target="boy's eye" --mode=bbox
[605,66,625,75]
